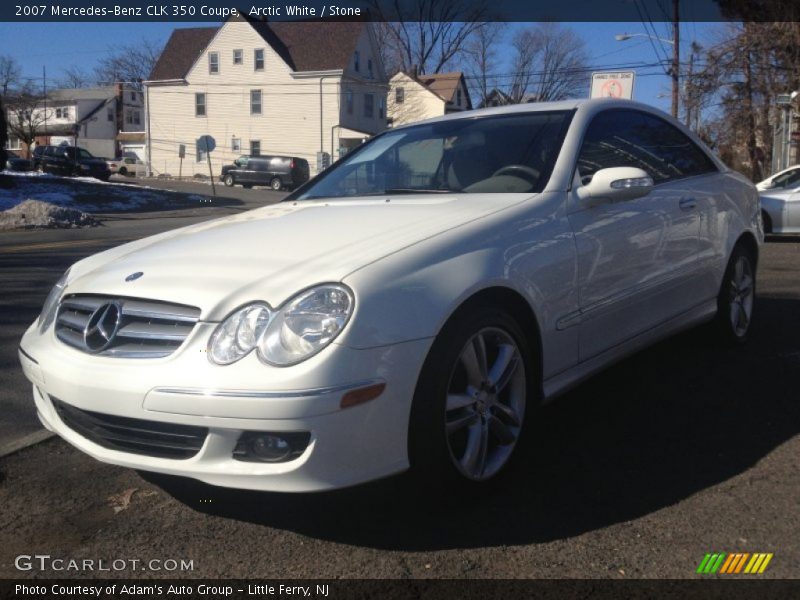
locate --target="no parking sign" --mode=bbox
[590,72,635,100]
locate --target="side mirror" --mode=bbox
[576,167,654,205]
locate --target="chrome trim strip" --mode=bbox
[18,347,38,364]
[153,379,384,399]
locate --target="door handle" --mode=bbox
[679,197,697,210]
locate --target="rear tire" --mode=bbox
[270,177,282,191]
[408,304,535,489]
[714,244,756,344]
[119,167,128,176]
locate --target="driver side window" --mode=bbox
[577,109,716,185]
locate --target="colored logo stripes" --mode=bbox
[696,552,773,574]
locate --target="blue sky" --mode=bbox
[0,20,720,116]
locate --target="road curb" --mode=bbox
[0,430,55,459]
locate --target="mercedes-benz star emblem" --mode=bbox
[83,302,122,351]
[125,271,144,282]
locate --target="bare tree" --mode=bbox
[694,21,800,178]
[6,84,53,157]
[507,23,588,103]
[367,0,490,75]
[464,22,505,107]
[0,94,8,167]
[58,65,94,89]
[0,55,22,96]
[93,39,164,88]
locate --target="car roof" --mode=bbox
[390,98,673,129]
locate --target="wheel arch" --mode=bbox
[735,230,759,269]
[434,285,544,403]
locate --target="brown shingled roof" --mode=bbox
[253,21,366,72]
[148,21,367,81]
[148,27,218,81]
[418,72,466,103]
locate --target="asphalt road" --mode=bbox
[0,208,798,578]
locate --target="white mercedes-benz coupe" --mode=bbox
[19,99,762,492]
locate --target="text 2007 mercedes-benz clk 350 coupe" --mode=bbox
[19,99,762,491]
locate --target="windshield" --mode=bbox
[293,111,572,200]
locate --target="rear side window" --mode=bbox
[578,109,717,184]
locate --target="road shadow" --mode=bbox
[142,294,800,550]
[765,234,800,244]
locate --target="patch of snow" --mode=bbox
[0,199,100,230]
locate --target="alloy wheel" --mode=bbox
[444,327,526,481]
[729,254,754,338]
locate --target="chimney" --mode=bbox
[410,65,418,79]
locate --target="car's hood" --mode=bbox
[66,194,530,320]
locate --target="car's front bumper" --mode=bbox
[19,320,432,492]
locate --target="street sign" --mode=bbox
[591,72,636,100]
[197,135,216,153]
[178,144,186,158]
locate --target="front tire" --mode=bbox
[715,244,756,344]
[408,305,534,487]
[224,173,235,187]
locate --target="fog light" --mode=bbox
[233,431,310,463]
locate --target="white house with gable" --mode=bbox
[144,17,388,177]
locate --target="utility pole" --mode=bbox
[671,0,680,119]
[42,65,47,141]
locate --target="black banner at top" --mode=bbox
[0,0,795,23]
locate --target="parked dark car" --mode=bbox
[5,150,33,172]
[39,145,111,181]
[219,155,310,190]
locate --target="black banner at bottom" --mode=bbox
[2,579,800,600]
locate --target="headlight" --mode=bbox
[38,268,71,333]
[208,304,271,365]
[208,284,354,367]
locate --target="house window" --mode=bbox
[354,50,360,72]
[232,137,241,152]
[457,88,462,106]
[130,91,137,102]
[6,134,21,150]
[107,107,114,121]
[55,108,62,118]
[195,93,206,117]
[250,140,261,156]
[254,49,265,71]
[364,93,374,118]
[209,52,219,74]
[367,59,373,78]
[126,110,141,126]
[250,89,262,115]
[233,49,243,65]
[56,107,69,119]
[395,88,404,103]
[346,89,353,115]
[378,97,385,120]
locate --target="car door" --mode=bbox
[568,109,704,361]
[786,186,800,230]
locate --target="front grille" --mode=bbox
[52,398,208,459]
[55,294,201,358]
